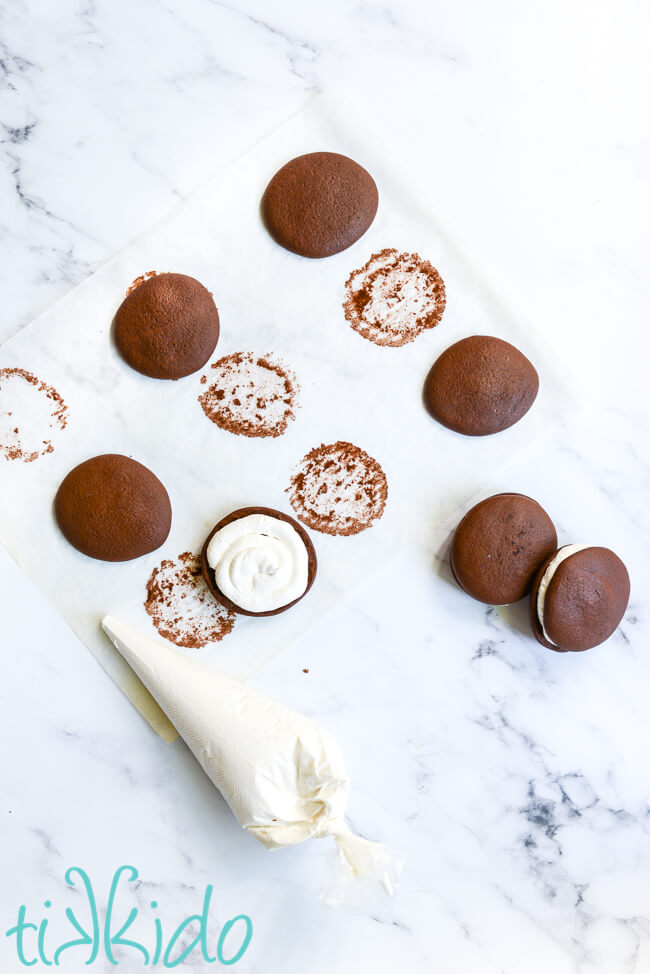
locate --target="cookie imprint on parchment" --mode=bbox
[287,440,388,537]
[0,368,68,463]
[145,551,236,649]
[199,352,299,438]
[343,248,446,347]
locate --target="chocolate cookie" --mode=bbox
[261,152,378,258]
[530,545,630,652]
[55,454,172,561]
[424,336,539,436]
[201,507,317,617]
[450,493,557,605]
[114,272,219,379]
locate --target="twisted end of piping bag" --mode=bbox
[101,615,404,910]
[320,819,405,910]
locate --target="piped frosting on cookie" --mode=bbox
[205,513,308,613]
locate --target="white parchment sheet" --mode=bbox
[0,95,574,739]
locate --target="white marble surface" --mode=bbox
[1,1,649,971]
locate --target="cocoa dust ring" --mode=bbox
[287,440,388,536]
[343,248,446,347]
[0,367,68,463]
[144,551,236,648]
[198,351,299,438]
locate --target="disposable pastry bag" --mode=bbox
[102,615,403,905]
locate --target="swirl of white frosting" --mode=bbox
[206,513,309,612]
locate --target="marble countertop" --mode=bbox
[1,1,649,971]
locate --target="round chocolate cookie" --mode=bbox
[201,507,317,617]
[530,545,630,652]
[261,152,378,258]
[114,273,219,379]
[424,336,539,436]
[450,493,557,605]
[55,454,172,561]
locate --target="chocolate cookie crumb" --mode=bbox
[343,248,446,347]
[287,440,388,536]
[126,270,158,296]
[145,551,236,648]
[0,368,68,463]
[199,352,299,438]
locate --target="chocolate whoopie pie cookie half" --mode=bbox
[261,152,378,258]
[450,492,557,605]
[424,336,539,436]
[55,454,172,561]
[530,545,630,652]
[201,507,317,617]
[114,272,219,379]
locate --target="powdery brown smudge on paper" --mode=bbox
[199,351,299,438]
[0,368,68,463]
[287,440,388,536]
[144,551,236,649]
[343,248,446,347]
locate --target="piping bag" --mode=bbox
[102,616,403,907]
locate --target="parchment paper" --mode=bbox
[0,94,575,740]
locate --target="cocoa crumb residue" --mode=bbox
[0,368,68,463]
[126,270,158,295]
[343,248,446,347]
[144,551,236,648]
[287,440,388,536]
[198,351,299,438]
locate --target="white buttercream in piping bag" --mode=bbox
[101,615,403,906]
[206,513,308,612]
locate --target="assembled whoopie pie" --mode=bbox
[530,545,630,652]
[114,272,219,379]
[201,507,317,617]
[450,492,557,605]
[261,151,378,258]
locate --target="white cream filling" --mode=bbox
[206,513,308,612]
[536,543,591,644]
